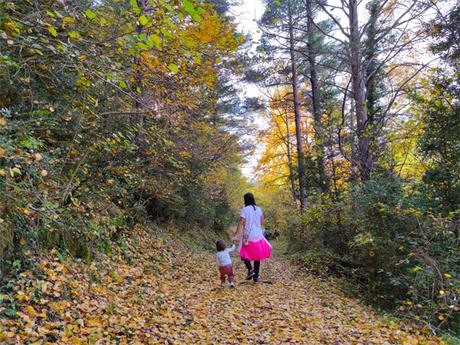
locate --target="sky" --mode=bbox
[230,0,266,179]
[230,0,264,43]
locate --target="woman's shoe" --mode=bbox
[245,270,255,280]
[253,276,259,283]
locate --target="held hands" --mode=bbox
[231,236,238,244]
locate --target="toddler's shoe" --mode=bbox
[230,282,235,288]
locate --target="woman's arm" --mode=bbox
[233,217,245,239]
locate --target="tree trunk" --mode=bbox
[306,0,328,193]
[348,0,372,180]
[284,108,297,202]
[288,5,308,210]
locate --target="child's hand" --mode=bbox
[232,236,238,244]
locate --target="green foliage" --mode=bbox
[411,74,460,216]
[290,175,460,333]
[0,0,244,271]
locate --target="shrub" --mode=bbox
[290,175,460,332]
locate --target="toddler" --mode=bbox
[216,239,236,288]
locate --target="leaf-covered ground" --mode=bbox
[0,229,447,344]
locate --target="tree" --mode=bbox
[304,0,328,193]
[316,0,433,180]
[257,0,310,209]
[0,0,244,263]
[414,2,460,216]
[258,88,298,201]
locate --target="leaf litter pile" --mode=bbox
[0,229,446,344]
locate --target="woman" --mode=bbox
[233,192,272,282]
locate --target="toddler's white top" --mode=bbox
[216,244,235,267]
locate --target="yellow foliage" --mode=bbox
[0,229,446,344]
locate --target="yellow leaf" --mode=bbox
[47,26,58,37]
[87,317,101,327]
[24,306,37,318]
[62,16,75,28]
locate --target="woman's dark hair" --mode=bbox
[216,240,226,252]
[244,192,256,210]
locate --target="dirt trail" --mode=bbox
[169,246,440,344]
[0,231,444,344]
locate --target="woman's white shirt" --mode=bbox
[240,206,264,242]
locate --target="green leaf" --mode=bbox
[181,0,202,22]
[4,309,17,318]
[68,31,79,39]
[47,26,58,37]
[85,9,97,20]
[160,28,172,38]
[165,18,176,28]
[139,15,149,26]
[149,34,162,50]
[137,42,148,50]
[19,136,44,149]
[118,80,128,89]
[130,0,141,15]
[193,54,202,64]
[168,63,179,74]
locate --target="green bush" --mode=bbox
[290,175,460,332]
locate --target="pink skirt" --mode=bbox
[239,238,272,261]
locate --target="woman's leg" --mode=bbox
[243,258,256,279]
[243,258,252,272]
[254,261,260,279]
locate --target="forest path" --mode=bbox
[173,241,441,344]
[0,231,444,344]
